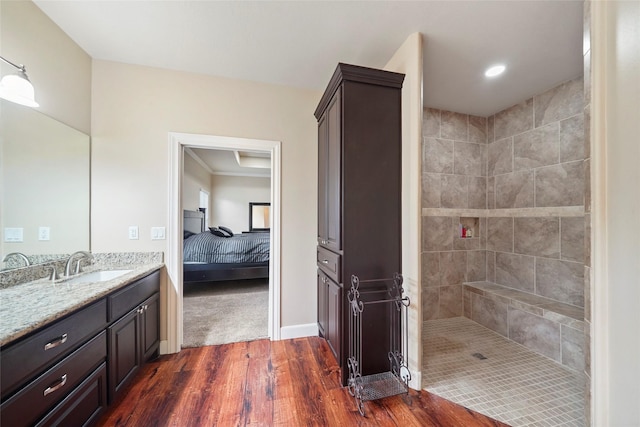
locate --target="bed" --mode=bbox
[183,210,270,283]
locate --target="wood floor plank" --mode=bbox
[97,337,508,427]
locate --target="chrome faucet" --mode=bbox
[2,252,30,267]
[64,251,93,277]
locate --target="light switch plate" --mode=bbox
[4,227,24,242]
[39,227,51,241]
[128,226,139,240]
[151,227,166,240]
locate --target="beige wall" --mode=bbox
[210,175,271,233]
[182,152,211,219]
[0,1,91,134]
[592,1,640,424]
[91,60,320,328]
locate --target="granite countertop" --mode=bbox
[0,262,164,347]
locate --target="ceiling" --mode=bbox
[187,148,271,177]
[34,1,584,117]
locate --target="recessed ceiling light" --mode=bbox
[485,65,506,78]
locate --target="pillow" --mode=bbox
[183,230,196,240]
[209,227,226,238]
[218,226,234,237]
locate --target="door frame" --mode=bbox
[166,132,281,353]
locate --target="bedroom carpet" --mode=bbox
[182,279,268,348]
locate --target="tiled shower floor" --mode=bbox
[422,317,585,427]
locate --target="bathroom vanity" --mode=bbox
[0,264,162,427]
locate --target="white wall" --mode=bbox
[592,1,640,425]
[210,175,270,233]
[384,32,424,390]
[0,1,91,134]
[91,60,320,329]
[182,152,211,219]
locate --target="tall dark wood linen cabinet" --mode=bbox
[314,63,404,386]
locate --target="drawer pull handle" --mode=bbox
[44,333,68,351]
[322,260,329,264]
[43,374,67,396]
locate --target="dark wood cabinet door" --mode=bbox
[140,293,160,362]
[325,87,342,252]
[317,271,328,337]
[317,112,328,245]
[326,278,341,361]
[107,309,141,402]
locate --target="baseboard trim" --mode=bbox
[280,323,318,340]
[409,370,423,391]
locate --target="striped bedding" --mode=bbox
[183,231,269,264]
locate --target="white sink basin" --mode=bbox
[64,269,133,284]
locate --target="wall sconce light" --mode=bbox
[0,55,39,107]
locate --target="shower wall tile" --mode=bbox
[487,217,514,253]
[454,142,483,176]
[441,175,467,208]
[453,237,481,251]
[560,114,585,163]
[423,107,441,138]
[495,252,535,292]
[422,216,453,251]
[561,324,586,371]
[440,251,468,286]
[487,115,495,143]
[422,173,441,208]
[441,111,468,141]
[584,267,591,322]
[469,115,487,143]
[487,177,495,209]
[584,105,591,161]
[463,289,472,318]
[534,77,584,127]
[495,171,534,208]
[468,177,487,209]
[494,98,534,140]
[584,158,591,213]
[479,217,487,249]
[536,258,584,307]
[514,123,560,171]
[488,137,513,176]
[508,308,561,362]
[467,250,486,282]
[423,137,453,174]
[471,292,508,336]
[535,161,584,207]
[487,251,496,282]
[421,252,440,287]
[514,217,560,258]
[439,285,463,318]
[561,216,585,262]
[422,287,439,320]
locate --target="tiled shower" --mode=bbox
[420,74,588,426]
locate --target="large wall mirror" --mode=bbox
[1,100,90,269]
[249,202,270,232]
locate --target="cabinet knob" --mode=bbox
[322,259,329,264]
[137,307,144,314]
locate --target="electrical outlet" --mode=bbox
[151,227,165,240]
[128,226,139,240]
[38,227,51,241]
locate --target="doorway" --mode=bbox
[166,132,281,354]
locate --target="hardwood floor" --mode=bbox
[97,337,508,426]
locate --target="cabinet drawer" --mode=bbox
[317,247,341,283]
[1,299,107,399]
[109,270,160,321]
[1,331,107,427]
[35,363,107,427]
